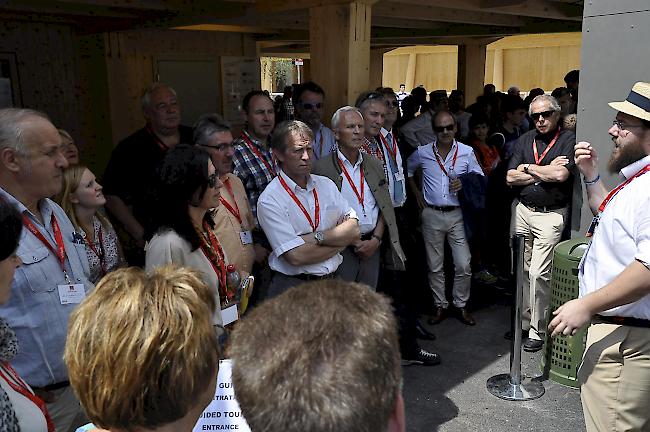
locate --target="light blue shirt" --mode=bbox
[312,124,337,161]
[0,187,94,387]
[406,140,483,207]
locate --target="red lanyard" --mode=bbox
[599,164,650,213]
[434,143,459,177]
[533,127,561,164]
[241,131,275,175]
[279,174,320,232]
[379,132,398,164]
[362,138,385,164]
[219,178,242,225]
[0,363,55,432]
[146,125,170,151]
[85,224,106,276]
[22,214,69,279]
[338,157,365,212]
[198,221,230,301]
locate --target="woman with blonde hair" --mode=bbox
[57,165,124,283]
[66,266,220,432]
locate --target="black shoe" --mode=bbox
[415,320,436,340]
[427,307,447,325]
[457,307,476,326]
[523,338,543,352]
[504,329,529,340]
[401,348,441,366]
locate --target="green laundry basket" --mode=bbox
[541,237,589,388]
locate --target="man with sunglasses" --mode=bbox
[548,82,650,432]
[407,111,484,326]
[506,94,576,352]
[293,81,336,162]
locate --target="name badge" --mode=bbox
[221,303,239,326]
[239,230,253,245]
[395,172,405,182]
[57,283,86,305]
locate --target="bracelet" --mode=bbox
[584,174,600,185]
[371,234,382,244]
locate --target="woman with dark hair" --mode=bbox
[0,200,53,432]
[145,144,230,335]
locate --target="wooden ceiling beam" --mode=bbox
[374,2,524,27]
[256,0,377,13]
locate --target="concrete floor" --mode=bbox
[402,303,585,432]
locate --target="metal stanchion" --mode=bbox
[486,235,545,401]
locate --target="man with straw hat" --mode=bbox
[549,81,650,432]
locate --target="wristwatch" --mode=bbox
[524,164,530,174]
[314,231,325,245]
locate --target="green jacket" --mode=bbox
[313,149,406,271]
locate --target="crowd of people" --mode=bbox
[1,68,650,432]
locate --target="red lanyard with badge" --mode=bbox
[338,157,365,216]
[219,178,242,225]
[379,132,398,165]
[533,127,561,164]
[22,214,71,282]
[279,175,320,232]
[586,163,650,237]
[241,131,276,175]
[434,143,458,177]
[0,363,55,432]
[197,220,232,303]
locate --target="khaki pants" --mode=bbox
[579,323,650,432]
[514,202,566,340]
[421,207,471,309]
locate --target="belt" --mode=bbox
[594,314,650,328]
[273,271,334,282]
[33,381,70,392]
[522,203,566,213]
[428,205,459,212]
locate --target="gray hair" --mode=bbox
[141,83,177,112]
[271,120,313,155]
[529,94,561,116]
[0,108,49,154]
[193,113,231,146]
[331,106,363,131]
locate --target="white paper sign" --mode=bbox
[193,359,250,432]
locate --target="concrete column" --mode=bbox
[310,1,373,120]
[457,41,487,105]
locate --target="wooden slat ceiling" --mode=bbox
[0,0,583,50]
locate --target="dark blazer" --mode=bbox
[313,149,406,271]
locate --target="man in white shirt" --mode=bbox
[379,89,408,208]
[293,81,337,162]
[407,111,484,326]
[549,82,650,432]
[257,120,360,298]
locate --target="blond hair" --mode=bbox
[56,164,110,231]
[64,266,220,429]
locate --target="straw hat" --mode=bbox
[608,81,650,122]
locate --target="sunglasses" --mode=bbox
[300,102,322,110]
[531,110,557,121]
[207,173,219,188]
[433,124,454,133]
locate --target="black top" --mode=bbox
[102,125,194,229]
[508,127,576,208]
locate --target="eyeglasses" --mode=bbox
[199,143,235,152]
[207,173,219,188]
[612,120,645,131]
[433,124,454,133]
[300,102,322,110]
[531,110,557,121]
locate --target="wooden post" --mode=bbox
[309,1,374,123]
[370,49,385,89]
[458,41,487,105]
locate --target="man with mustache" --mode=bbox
[103,83,192,266]
[506,94,576,352]
[549,82,650,432]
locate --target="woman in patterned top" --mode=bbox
[57,165,124,283]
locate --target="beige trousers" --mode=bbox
[514,202,567,340]
[579,323,650,432]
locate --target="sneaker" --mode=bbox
[473,269,498,285]
[401,348,441,366]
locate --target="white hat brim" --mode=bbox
[609,101,650,122]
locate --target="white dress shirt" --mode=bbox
[579,155,650,320]
[258,170,356,276]
[401,110,436,148]
[312,123,337,161]
[337,149,379,234]
[380,127,407,207]
[406,140,484,207]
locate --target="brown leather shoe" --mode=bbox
[458,307,476,326]
[427,307,447,325]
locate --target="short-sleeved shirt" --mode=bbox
[508,127,576,208]
[257,171,356,276]
[102,125,194,227]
